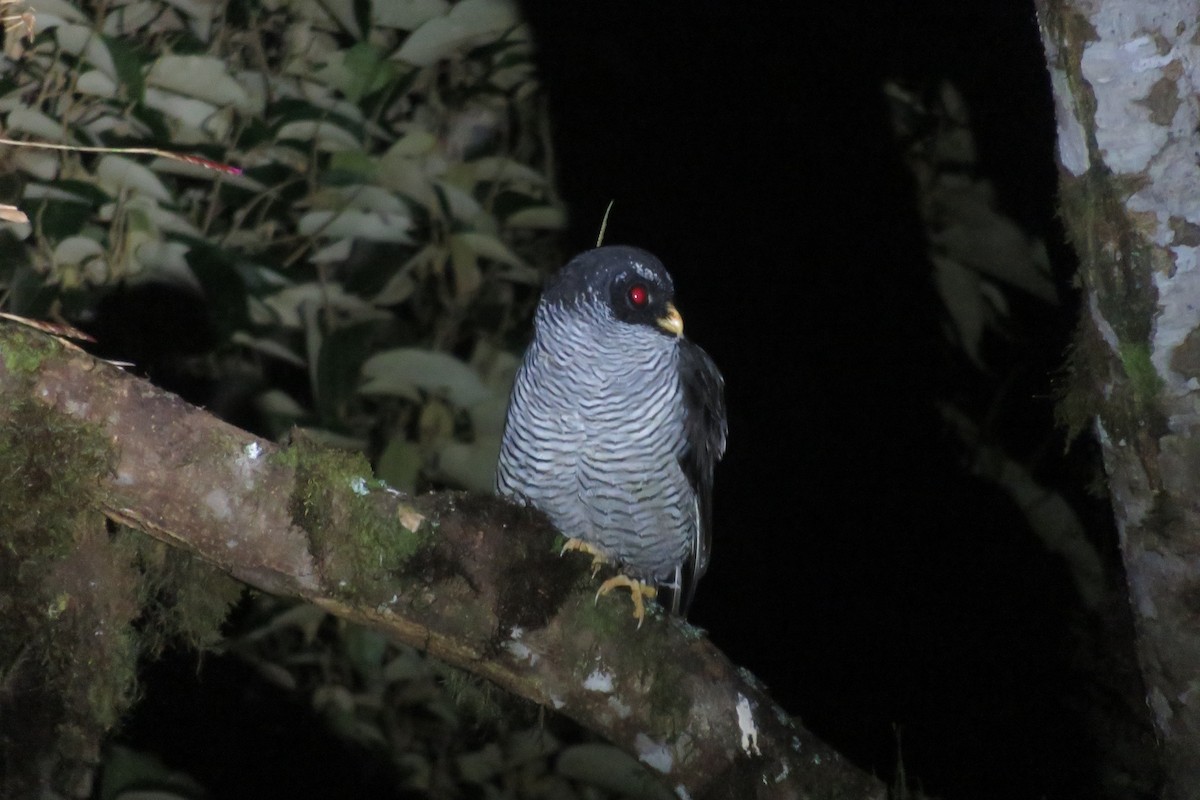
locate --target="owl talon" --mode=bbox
[596,575,657,627]
[561,538,609,577]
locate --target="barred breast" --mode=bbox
[496,297,696,583]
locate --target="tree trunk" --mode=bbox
[1037,3,1200,796]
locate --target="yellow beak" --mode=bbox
[657,302,684,337]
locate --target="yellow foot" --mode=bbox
[561,538,610,577]
[596,575,657,628]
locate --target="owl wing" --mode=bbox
[673,338,728,615]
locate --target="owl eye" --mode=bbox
[628,283,649,308]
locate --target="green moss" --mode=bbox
[166,557,244,647]
[1051,148,1174,450]
[0,398,117,559]
[566,586,634,642]
[0,395,146,795]
[439,662,507,728]
[81,625,140,729]
[0,327,56,376]
[642,652,690,738]
[0,378,261,797]
[1057,172,1159,348]
[125,530,243,654]
[278,434,430,599]
[1118,341,1163,413]
[1055,316,1107,444]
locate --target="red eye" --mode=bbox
[628,283,648,307]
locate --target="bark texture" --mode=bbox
[0,326,884,799]
[1037,3,1200,796]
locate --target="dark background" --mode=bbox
[517,2,1133,798]
[115,3,1155,799]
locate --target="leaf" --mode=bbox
[468,155,548,187]
[297,209,414,243]
[24,180,108,205]
[315,321,378,426]
[98,1,161,37]
[376,435,422,492]
[147,55,256,109]
[275,96,367,132]
[315,0,363,37]
[352,0,372,42]
[381,646,433,682]
[23,0,87,24]
[4,108,79,143]
[431,438,499,493]
[371,245,431,305]
[161,0,221,28]
[450,230,527,269]
[13,152,60,182]
[932,184,1058,304]
[448,235,482,297]
[372,270,417,307]
[467,394,509,438]
[103,35,146,100]
[556,744,675,800]
[310,238,354,264]
[143,89,232,142]
[134,240,194,284]
[120,196,201,237]
[32,199,93,240]
[341,42,399,102]
[393,0,519,66]
[504,205,565,229]
[360,348,493,407]
[381,158,437,209]
[262,282,387,328]
[932,255,987,367]
[99,744,206,800]
[373,0,450,30]
[345,627,388,678]
[328,150,376,178]
[52,236,105,267]
[456,743,504,784]
[256,388,309,416]
[340,185,408,215]
[387,127,438,157]
[55,24,118,80]
[96,156,173,202]
[232,333,307,367]
[276,120,362,151]
[430,180,482,221]
[74,69,117,98]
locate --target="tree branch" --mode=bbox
[0,326,884,799]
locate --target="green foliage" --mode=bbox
[99,744,207,800]
[0,2,650,796]
[226,596,667,799]
[0,0,562,494]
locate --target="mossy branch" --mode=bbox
[0,325,883,799]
